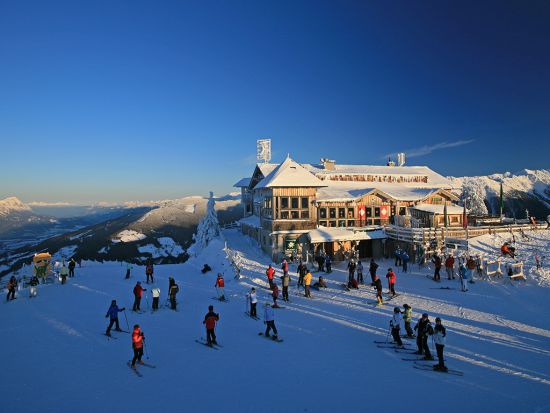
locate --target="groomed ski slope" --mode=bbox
[2,229,550,413]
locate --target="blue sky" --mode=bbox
[1,0,549,203]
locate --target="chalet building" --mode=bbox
[234,156,459,262]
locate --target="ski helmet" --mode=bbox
[394,307,400,313]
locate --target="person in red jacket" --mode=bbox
[215,273,226,301]
[203,305,220,346]
[445,255,455,280]
[432,254,442,281]
[272,283,280,308]
[131,324,145,369]
[132,281,147,312]
[386,268,397,296]
[266,265,275,290]
[281,259,288,276]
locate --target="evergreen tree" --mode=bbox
[461,178,488,215]
[191,192,221,252]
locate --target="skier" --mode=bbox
[432,254,442,281]
[369,258,379,285]
[466,257,476,283]
[433,317,447,372]
[29,275,39,298]
[386,268,396,296]
[130,324,145,369]
[60,262,69,284]
[105,300,125,336]
[402,251,409,273]
[281,259,288,277]
[390,307,404,347]
[313,276,327,289]
[459,263,469,292]
[247,287,257,317]
[281,271,290,302]
[324,254,332,273]
[297,260,307,287]
[414,313,434,360]
[394,246,402,266]
[445,255,455,280]
[347,258,356,286]
[500,242,515,258]
[303,269,312,298]
[402,304,415,337]
[203,305,219,346]
[263,301,279,340]
[125,262,133,279]
[151,285,160,311]
[6,276,17,301]
[145,261,154,284]
[373,275,383,305]
[271,283,280,307]
[356,261,364,284]
[169,280,179,310]
[68,258,76,278]
[132,281,147,312]
[215,273,225,301]
[266,265,275,290]
[316,253,325,272]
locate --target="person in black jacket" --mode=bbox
[369,259,379,285]
[297,261,307,287]
[68,258,76,278]
[414,313,434,360]
[373,275,383,305]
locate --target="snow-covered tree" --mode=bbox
[461,178,488,215]
[192,192,221,252]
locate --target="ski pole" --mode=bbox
[123,309,130,331]
[143,339,150,359]
[145,293,150,311]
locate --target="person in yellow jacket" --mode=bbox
[303,271,312,298]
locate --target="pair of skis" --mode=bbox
[127,361,156,377]
[195,338,223,350]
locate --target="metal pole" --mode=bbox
[123,310,130,331]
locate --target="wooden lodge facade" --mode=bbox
[234,156,460,262]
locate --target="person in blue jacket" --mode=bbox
[105,300,125,336]
[401,251,410,273]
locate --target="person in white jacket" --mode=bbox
[433,317,447,371]
[247,288,257,317]
[151,286,161,311]
[263,302,278,340]
[390,307,404,346]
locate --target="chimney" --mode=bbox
[321,158,336,171]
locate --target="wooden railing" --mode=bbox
[384,223,546,244]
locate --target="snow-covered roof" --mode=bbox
[257,163,278,177]
[304,163,453,187]
[411,204,464,214]
[238,215,260,228]
[307,227,387,243]
[314,184,454,203]
[233,177,251,188]
[255,156,326,189]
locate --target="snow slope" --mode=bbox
[2,229,550,413]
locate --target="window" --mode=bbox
[301,197,309,209]
[319,220,327,226]
[328,221,336,227]
[451,216,459,223]
[300,211,309,219]
[399,207,406,216]
[319,208,327,219]
[291,197,299,209]
[329,208,336,218]
[366,208,372,218]
[281,211,289,219]
[338,220,346,227]
[347,220,355,227]
[338,208,346,218]
[390,206,396,216]
[374,207,380,217]
[347,208,354,218]
[291,211,300,219]
[281,197,289,209]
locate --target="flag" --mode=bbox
[499,182,504,218]
[463,203,468,228]
[443,203,448,228]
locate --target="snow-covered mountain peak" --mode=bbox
[0,196,32,216]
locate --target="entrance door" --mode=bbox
[358,240,372,258]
